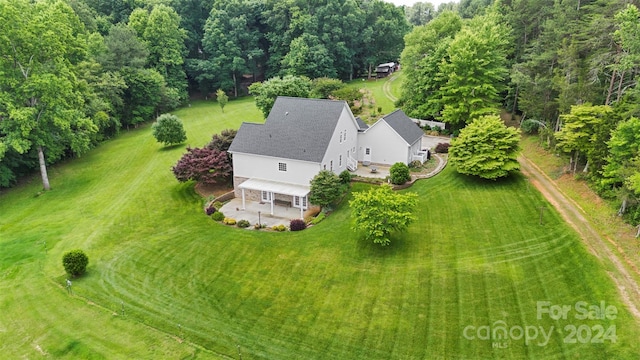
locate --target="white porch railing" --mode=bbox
[347,155,358,171]
[412,151,429,164]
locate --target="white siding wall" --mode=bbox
[320,106,359,173]
[232,153,320,186]
[357,121,409,165]
[409,138,423,161]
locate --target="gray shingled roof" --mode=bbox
[382,109,424,145]
[228,97,348,163]
[355,117,369,131]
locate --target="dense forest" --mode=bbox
[0,0,415,190]
[2,0,640,225]
[399,0,640,225]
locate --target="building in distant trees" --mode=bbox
[375,62,398,78]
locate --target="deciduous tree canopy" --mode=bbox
[172,147,232,185]
[152,114,187,146]
[449,116,521,180]
[350,184,418,246]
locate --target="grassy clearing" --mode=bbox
[345,77,396,115]
[1,96,639,358]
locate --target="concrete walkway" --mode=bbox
[413,153,447,180]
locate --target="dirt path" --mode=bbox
[519,156,640,322]
[383,75,398,103]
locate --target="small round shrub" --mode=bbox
[272,224,287,232]
[62,250,89,277]
[389,162,411,185]
[339,170,352,184]
[223,217,236,225]
[152,113,187,146]
[237,219,250,228]
[290,218,307,231]
[435,142,450,153]
[205,206,216,215]
[211,211,225,221]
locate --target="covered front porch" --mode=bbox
[238,178,310,219]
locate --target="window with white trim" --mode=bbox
[278,162,287,171]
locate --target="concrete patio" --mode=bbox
[352,163,390,178]
[219,197,304,228]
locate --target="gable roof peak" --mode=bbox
[381,109,424,145]
[228,97,354,162]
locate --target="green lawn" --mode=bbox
[1,94,639,358]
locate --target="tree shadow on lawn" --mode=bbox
[158,143,187,152]
[453,171,527,190]
[353,230,413,259]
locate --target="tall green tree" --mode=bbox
[99,23,149,71]
[359,0,411,78]
[350,184,418,246]
[601,117,640,220]
[196,0,265,97]
[129,5,188,103]
[555,104,618,174]
[0,0,98,191]
[282,34,336,78]
[610,4,640,105]
[399,11,462,119]
[405,2,435,26]
[437,11,512,126]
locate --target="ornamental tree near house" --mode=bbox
[206,129,237,152]
[309,170,345,208]
[152,114,187,146]
[172,147,232,185]
[449,115,521,180]
[350,184,418,246]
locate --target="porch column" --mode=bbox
[270,192,274,215]
[241,188,246,210]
